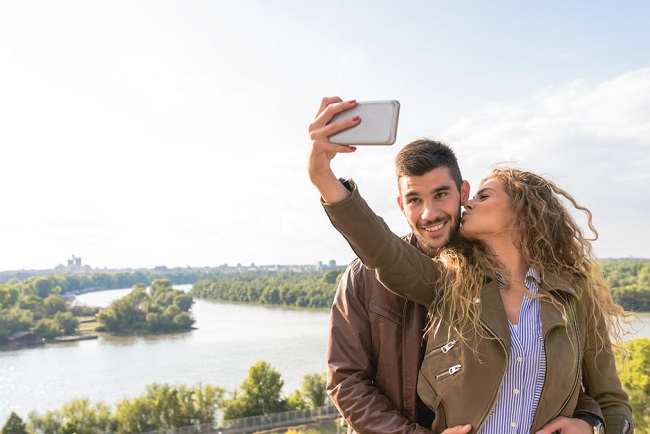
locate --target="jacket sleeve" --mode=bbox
[574,388,605,424]
[322,180,441,307]
[328,263,432,434]
[579,299,634,433]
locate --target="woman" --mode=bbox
[308,98,634,433]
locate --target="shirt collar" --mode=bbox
[496,267,541,292]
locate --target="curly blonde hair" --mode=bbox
[427,168,630,353]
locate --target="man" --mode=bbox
[310,97,605,434]
[327,138,469,434]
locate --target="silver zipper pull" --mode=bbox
[441,339,458,353]
[448,364,462,375]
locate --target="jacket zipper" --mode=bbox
[622,419,630,433]
[424,339,458,360]
[435,364,462,379]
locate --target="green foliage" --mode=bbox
[603,259,650,311]
[31,277,58,299]
[191,270,345,309]
[28,399,116,434]
[1,269,218,296]
[43,294,67,317]
[1,276,87,344]
[301,373,328,408]
[1,412,27,434]
[12,364,326,432]
[32,318,61,339]
[55,312,79,335]
[0,285,19,309]
[616,338,650,431]
[0,307,33,342]
[223,361,289,419]
[112,383,225,433]
[286,390,309,410]
[96,279,195,334]
[113,395,156,433]
[26,383,225,434]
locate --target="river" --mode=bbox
[0,285,329,421]
[0,286,648,422]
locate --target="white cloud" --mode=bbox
[440,69,650,258]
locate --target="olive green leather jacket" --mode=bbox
[323,182,633,434]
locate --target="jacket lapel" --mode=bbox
[539,272,577,338]
[479,280,512,352]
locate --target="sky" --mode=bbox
[1,1,648,271]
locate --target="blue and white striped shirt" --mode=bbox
[480,268,546,433]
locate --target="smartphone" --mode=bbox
[329,100,400,146]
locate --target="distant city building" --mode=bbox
[53,255,92,274]
[67,255,82,267]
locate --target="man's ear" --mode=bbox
[461,180,470,203]
[397,195,406,214]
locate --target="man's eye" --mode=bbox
[436,192,448,199]
[408,198,421,204]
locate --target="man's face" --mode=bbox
[397,167,469,257]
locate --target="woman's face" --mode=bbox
[460,177,516,243]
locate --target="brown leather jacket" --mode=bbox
[328,234,433,434]
[328,230,606,433]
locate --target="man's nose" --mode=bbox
[421,202,440,220]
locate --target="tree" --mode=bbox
[59,399,115,434]
[114,396,157,434]
[43,294,67,317]
[173,312,194,330]
[286,390,308,410]
[0,308,33,342]
[28,399,115,434]
[223,361,288,419]
[150,278,173,296]
[2,412,27,434]
[616,338,650,431]
[32,277,56,299]
[112,383,225,433]
[301,372,328,407]
[97,281,194,334]
[0,285,19,309]
[321,270,342,284]
[32,318,61,339]
[175,293,194,311]
[55,311,79,335]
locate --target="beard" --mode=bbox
[412,208,462,257]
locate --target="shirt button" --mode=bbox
[514,388,520,395]
[511,422,517,429]
[516,355,523,362]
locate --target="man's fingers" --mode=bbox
[535,416,564,434]
[441,424,472,434]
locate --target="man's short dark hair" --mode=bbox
[394,139,463,191]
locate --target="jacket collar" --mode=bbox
[478,271,578,345]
